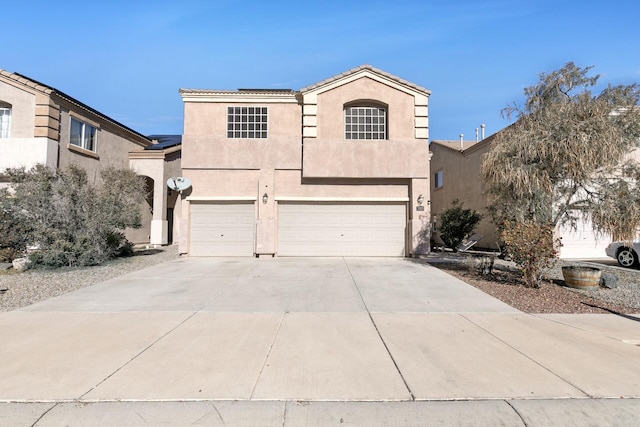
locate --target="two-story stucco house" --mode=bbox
[178,65,432,257]
[0,68,180,246]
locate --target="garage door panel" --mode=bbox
[278,203,406,257]
[558,214,610,259]
[190,203,255,257]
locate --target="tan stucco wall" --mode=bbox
[430,141,498,249]
[315,77,416,140]
[57,108,145,184]
[183,102,301,170]
[303,138,429,178]
[275,170,409,198]
[0,81,36,138]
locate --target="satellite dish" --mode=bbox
[166,177,192,192]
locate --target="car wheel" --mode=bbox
[616,247,638,268]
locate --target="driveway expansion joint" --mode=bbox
[343,258,416,401]
[460,313,591,398]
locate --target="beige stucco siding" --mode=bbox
[57,108,146,185]
[315,77,416,140]
[0,82,36,138]
[183,102,301,170]
[182,134,301,170]
[430,141,498,249]
[275,170,409,199]
[303,138,429,178]
[184,169,261,198]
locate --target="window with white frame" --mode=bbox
[0,103,11,138]
[345,105,387,140]
[70,117,97,151]
[227,106,268,138]
[434,170,443,189]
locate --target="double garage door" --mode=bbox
[278,202,406,256]
[189,202,407,257]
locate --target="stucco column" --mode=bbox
[178,195,189,255]
[256,169,275,255]
[410,178,431,256]
[150,176,168,246]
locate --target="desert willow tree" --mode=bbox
[482,62,640,244]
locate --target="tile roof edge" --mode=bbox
[299,64,430,94]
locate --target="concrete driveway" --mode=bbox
[2,256,640,426]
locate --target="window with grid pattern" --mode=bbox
[345,106,386,140]
[227,106,268,139]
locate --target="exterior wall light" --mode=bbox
[417,194,424,206]
[262,193,268,204]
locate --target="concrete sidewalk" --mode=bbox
[1,257,640,425]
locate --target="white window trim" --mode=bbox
[0,106,11,139]
[227,106,268,139]
[344,105,387,140]
[70,117,98,152]
[434,170,443,189]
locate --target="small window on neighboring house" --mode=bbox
[70,117,97,151]
[434,170,443,189]
[227,106,268,138]
[345,105,387,140]
[0,103,11,138]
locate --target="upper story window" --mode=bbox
[345,105,387,140]
[434,170,443,189]
[70,117,97,151]
[0,102,11,138]
[227,106,268,139]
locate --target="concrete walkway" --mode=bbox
[1,257,640,426]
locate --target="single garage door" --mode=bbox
[558,216,610,259]
[278,202,406,256]
[189,202,255,256]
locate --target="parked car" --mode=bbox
[605,241,640,267]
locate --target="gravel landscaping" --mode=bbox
[0,245,179,311]
[425,252,640,314]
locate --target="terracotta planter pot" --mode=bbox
[561,266,601,289]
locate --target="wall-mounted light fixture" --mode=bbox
[262,193,268,204]
[417,194,424,206]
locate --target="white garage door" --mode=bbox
[189,202,255,256]
[278,203,406,256]
[558,216,610,259]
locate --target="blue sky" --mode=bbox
[3,0,639,140]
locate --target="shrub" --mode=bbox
[438,199,482,251]
[0,188,33,261]
[500,220,558,288]
[0,164,146,267]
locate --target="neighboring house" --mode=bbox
[178,65,432,257]
[0,68,179,246]
[429,136,499,252]
[429,133,611,258]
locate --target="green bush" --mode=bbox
[1,164,146,267]
[438,199,482,251]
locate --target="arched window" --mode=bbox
[0,102,11,139]
[344,102,387,140]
